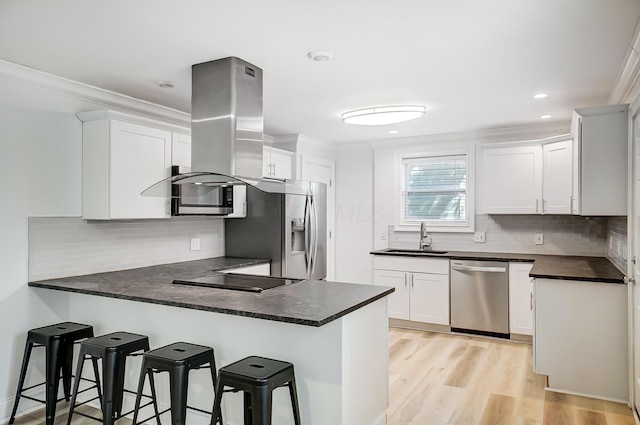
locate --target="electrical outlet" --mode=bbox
[474,232,486,243]
[380,230,387,241]
[190,237,201,251]
[534,233,544,245]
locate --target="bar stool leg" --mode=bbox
[91,357,104,410]
[243,392,253,425]
[211,379,224,425]
[67,350,87,425]
[147,369,161,425]
[61,343,74,401]
[101,351,119,425]
[208,358,223,425]
[8,341,34,424]
[251,388,272,425]
[170,365,189,425]
[287,380,301,425]
[45,339,62,425]
[132,359,148,425]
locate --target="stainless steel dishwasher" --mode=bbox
[450,259,510,338]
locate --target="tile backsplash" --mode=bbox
[606,216,628,272]
[29,216,224,281]
[389,214,610,256]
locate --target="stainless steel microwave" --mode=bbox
[170,166,247,217]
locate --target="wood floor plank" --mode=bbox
[444,346,485,388]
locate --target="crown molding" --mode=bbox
[0,59,191,127]
[610,19,640,106]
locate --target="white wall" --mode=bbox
[0,107,83,417]
[334,143,375,284]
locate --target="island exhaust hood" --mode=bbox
[142,57,309,198]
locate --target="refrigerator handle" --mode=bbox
[304,194,312,278]
[310,194,319,276]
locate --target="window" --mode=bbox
[399,152,474,231]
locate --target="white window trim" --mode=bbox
[393,147,475,233]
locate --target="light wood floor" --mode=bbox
[388,327,636,425]
[7,328,637,424]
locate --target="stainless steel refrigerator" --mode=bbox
[225,181,326,280]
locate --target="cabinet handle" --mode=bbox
[410,274,414,288]
[535,198,539,213]
[272,163,276,176]
[543,199,547,213]
[404,274,408,288]
[530,291,533,311]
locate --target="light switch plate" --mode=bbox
[190,237,201,251]
[474,232,486,243]
[535,233,544,245]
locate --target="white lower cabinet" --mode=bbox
[534,277,628,401]
[373,257,449,325]
[508,262,534,336]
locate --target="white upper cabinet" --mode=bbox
[542,140,573,214]
[172,133,191,168]
[79,110,176,220]
[263,146,293,179]
[480,145,543,214]
[479,139,573,215]
[571,104,628,216]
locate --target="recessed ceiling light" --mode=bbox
[156,80,175,88]
[534,93,548,99]
[389,130,399,134]
[342,105,426,126]
[307,50,334,62]
[540,114,553,119]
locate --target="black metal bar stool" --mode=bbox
[132,342,220,425]
[9,322,94,425]
[67,331,158,425]
[211,356,301,425]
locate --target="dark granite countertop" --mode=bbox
[370,249,625,284]
[28,257,394,327]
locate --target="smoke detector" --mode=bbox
[307,50,334,62]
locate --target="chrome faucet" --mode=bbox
[419,222,432,251]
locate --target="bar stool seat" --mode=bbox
[132,342,219,425]
[212,356,301,425]
[9,322,94,425]
[67,331,155,425]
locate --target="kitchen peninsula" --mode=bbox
[29,257,393,425]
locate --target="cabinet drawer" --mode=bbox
[373,256,449,275]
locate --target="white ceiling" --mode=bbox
[1,0,639,143]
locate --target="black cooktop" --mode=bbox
[173,272,301,293]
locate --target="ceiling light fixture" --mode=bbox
[389,130,399,134]
[156,80,175,88]
[534,93,548,99]
[342,105,426,126]
[307,50,334,62]
[540,114,553,119]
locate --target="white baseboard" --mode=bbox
[545,386,629,405]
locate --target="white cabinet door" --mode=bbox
[410,272,449,325]
[172,133,191,167]
[534,278,628,401]
[263,146,293,179]
[480,145,542,214]
[373,269,409,320]
[542,140,572,214]
[572,105,629,216]
[82,118,171,220]
[109,121,171,219]
[508,262,534,335]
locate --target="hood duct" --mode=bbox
[142,57,309,198]
[191,57,263,179]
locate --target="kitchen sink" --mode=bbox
[383,248,449,255]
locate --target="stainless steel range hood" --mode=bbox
[142,57,308,198]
